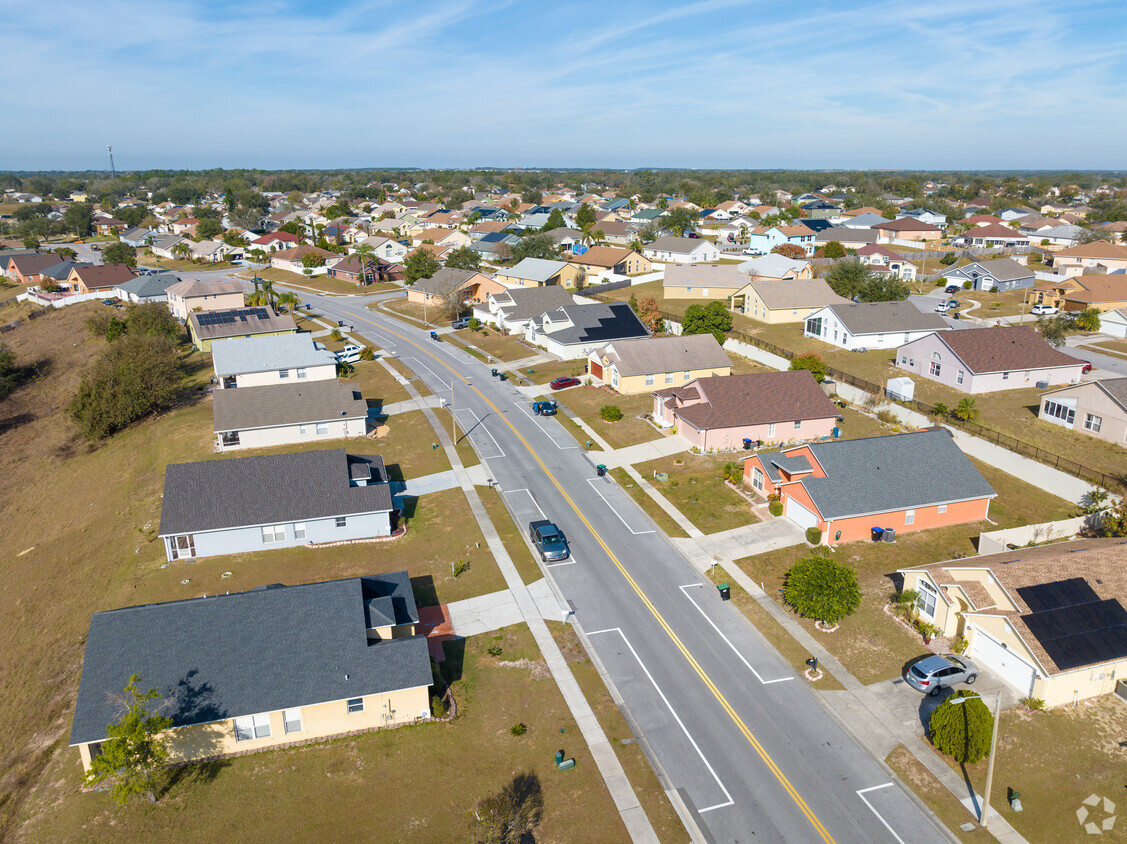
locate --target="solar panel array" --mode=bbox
[1019,578,1127,670]
[196,308,270,327]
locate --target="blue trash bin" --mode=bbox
[871,527,885,542]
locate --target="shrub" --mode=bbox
[932,402,948,417]
[600,404,623,422]
[336,361,354,377]
[453,559,471,578]
[509,722,527,736]
[929,690,993,764]
[430,693,449,718]
[330,328,344,342]
[486,645,503,657]
[951,634,969,654]
[768,500,783,517]
[805,527,822,545]
[876,408,897,425]
[468,317,481,331]
[1019,696,1045,711]
[962,280,972,290]
[939,252,958,266]
[783,551,861,625]
[359,346,376,361]
[789,353,827,382]
[990,286,999,293]
[892,589,919,622]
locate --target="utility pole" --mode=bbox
[107,145,116,178]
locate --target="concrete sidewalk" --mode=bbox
[371,396,441,417]
[597,435,690,468]
[447,580,571,636]
[390,469,460,499]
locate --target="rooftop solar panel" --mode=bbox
[1018,578,1099,614]
[1023,599,1127,671]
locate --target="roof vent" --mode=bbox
[344,673,349,680]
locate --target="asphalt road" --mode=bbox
[295,289,950,844]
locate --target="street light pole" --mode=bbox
[950,692,1001,829]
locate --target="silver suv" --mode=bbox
[905,654,978,696]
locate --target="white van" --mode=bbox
[336,344,362,364]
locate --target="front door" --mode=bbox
[170,534,196,560]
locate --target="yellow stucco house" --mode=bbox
[70,572,434,771]
[662,263,749,301]
[898,539,1127,707]
[587,334,731,394]
[731,277,849,324]
[187,306,298,353]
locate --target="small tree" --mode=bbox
[83,674,173,804]
[196,217,223,240]
[681,301,732,343]
[771,243,807,260]
[789,353,827,382]
[664,206,698,237]
[102,241,137,267]
[929,690,993,764]
[1074,307,1101,332]
[783,550,861,625]
[636,297,664,333]
[540,208,566,232]
[952,397,978,422]
[1036,314,1068,347]
[825,260,872,300]
[822,240,846,259]
[445,245,482,271]
[404,249,440,285]
[1102,497,1127,537]
[471,772,544,844]
[70,335,182,439]
[301,252,325,268]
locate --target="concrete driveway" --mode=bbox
[869,660,1022,737]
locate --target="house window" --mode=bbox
[751,467,764,492]
[297,367,307,379]
[283,709,303,734]
[664,372,674,384]
[1002,371,1009,381]
[805,317,822,336]
[916,581,937,618]
[929,361,941,377]
[956,370,964,385]
[645,374,654,386]
[234,713,271,742]
[347,698,364,714]
[262,524,286,543]
[702,288,709,297]
[316,422,329,436]
[905,509,915,525]
[767,422,775,437]
[686,287,692,294]
[279,368,290,379]
[299,424,307,435]
[336,516,347,528]
[900,356,908,365]
[611,370,619,387]
[903,333,910,343]
[293,523,306,540]
[1085,413,1102,433]
[937,504,947,514]
[1043,399,1076,426]
[793,420,802,430]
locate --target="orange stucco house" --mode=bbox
[743,429,996,545]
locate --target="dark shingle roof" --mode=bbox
[655,371,836,430]
[158,448,392,536]
[70,573,431,745]
[936,326,1081,374]
[798,429,996,519]
[828,300,949,336]
[490,286,575,320]
[115,272,182,299]
[538,302,649,345]
[411,267,481,297]
[213,380,368,432]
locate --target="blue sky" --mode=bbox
[2,0,1125,171]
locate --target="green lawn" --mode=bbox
[555,385,662,449]
[731,459,1076,685]
[635,453,758,535]
[479,485,544,586]
[342,358,411,405]
[15,625,632,844]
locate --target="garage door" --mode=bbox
[968,627,1037,696]
[785,497,819,530]
[590,361,603,379]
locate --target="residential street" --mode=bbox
[298,289,950,844]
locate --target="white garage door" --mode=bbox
[969,627,1037,696]
[785,497,819,531]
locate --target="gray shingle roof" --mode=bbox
[213,380,368,432]
[539,302,649,345]
[663,263,748,290]
[410,267,481,297]
[211,333,337,377]
[504,257,569,282]
[647,236,710,254]
[797,430,996,520]
[945,258,1032,283]
[158,448,392,536]
[827,301,949,336]
[70,573,431,745]
[597,334,730,376]
[490,286,576,321]
[114,272,182,299]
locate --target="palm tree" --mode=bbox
[172,241,192,262]
[953,397,978,423]
[354,243,375,285]
[275,290,300,313]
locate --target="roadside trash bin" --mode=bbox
[1010,791,1023,812]
[742,438,753,450]
[491,368,498,377]
[871,527,885,542]
[596,464,607,477]
[718,583,730,601]
[498,373,507,381]
[555,750,564,765]
[952,312,960,320]
[883,527,896,543]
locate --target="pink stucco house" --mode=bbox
[896,326,1085,393]
[653,370,838,450]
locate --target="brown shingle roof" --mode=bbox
[654,370,836,431]
[872,218,941,232]
[71,263,136,289]
[1058,275,1127,304]
[938,326,1081,374]
[567,246,637,268]
[1053,241,1127,260]
[271,245,335,261]
[964,223,1027,239]
[166,278,243,298]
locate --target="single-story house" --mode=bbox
[166,278,245,320]
[897,539,1127,705]
[526,301,649,360]
[406,268,503,307]
[412,227,470,248]
[250,232,301,253]
[119,227,157,248]
[872,218,942,242]
[149,234,189,259]
[113,272,182,304]
[1052,241,1127,277]
[495,257,585,289]
[191,239,241,263]
[472,286,576,332]
[5,253,66,285]
[69,571,432,771]
[566,246,652,277]
[804,301,949,350]
[839,212,890,230]
[188,306,297,353]
[212,333,337,389]
[1038,377,1127,445]
[158,448,395,561]
[941,258,1034,292]
[956,224,1029,248]
[662,263,748,301]
[68,263,136,294]
[643,236,721,264]
[738,253,813,282]
[896,209,947,229]
[1034,275,1127,314]
[815,228,879,251]
[588,334,731,394]
[655,370,836,450]
[1033,224,1086,250]
[1100,307,1127,339]
[730,277,848,324]
[744,429,996,545]
[213,380,368,451]
[468,232,521,259]
[327,254,380,284]
[896,326,1086,393]
[269,245,336,274]
[856,245,919,282]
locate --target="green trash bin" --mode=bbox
[596,464,607,477]
[718,583,731,601]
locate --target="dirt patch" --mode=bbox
[496,659,551,680]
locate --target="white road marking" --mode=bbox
[453,407,504,457]
[513,401,579,450]
[586,478,654,535]
[856,783,907,844]
[679,584,793,685]
[587,627,734,814]
[545,557,578,568]
[503,488,547,521]
[401,356,451,389]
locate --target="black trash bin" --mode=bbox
[491,368,498,377]
[596,464,607,477]
[718,583,731,601]
[871,526,885,542]
[742,438,753,450]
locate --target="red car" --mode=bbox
[550,377,580,390]
[1081,361,1093,374]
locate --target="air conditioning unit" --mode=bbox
[1116,679,1127,703]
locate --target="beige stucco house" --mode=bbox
[587,334,731,394]
[1051,241,1127,277]
[662,263,748,301]
[166,278,245,320]
[898,540,1127,706]
[495,258,586,289]
[731,277,848,324]
[70,572,434,771]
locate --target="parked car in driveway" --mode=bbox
[550,376,580,390]
[1031,303,1058,315]
[336,344,362,364]
[934,300,959,313]
[452,317,470,329]
[945,284,962,294]
[904,653,979,696]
